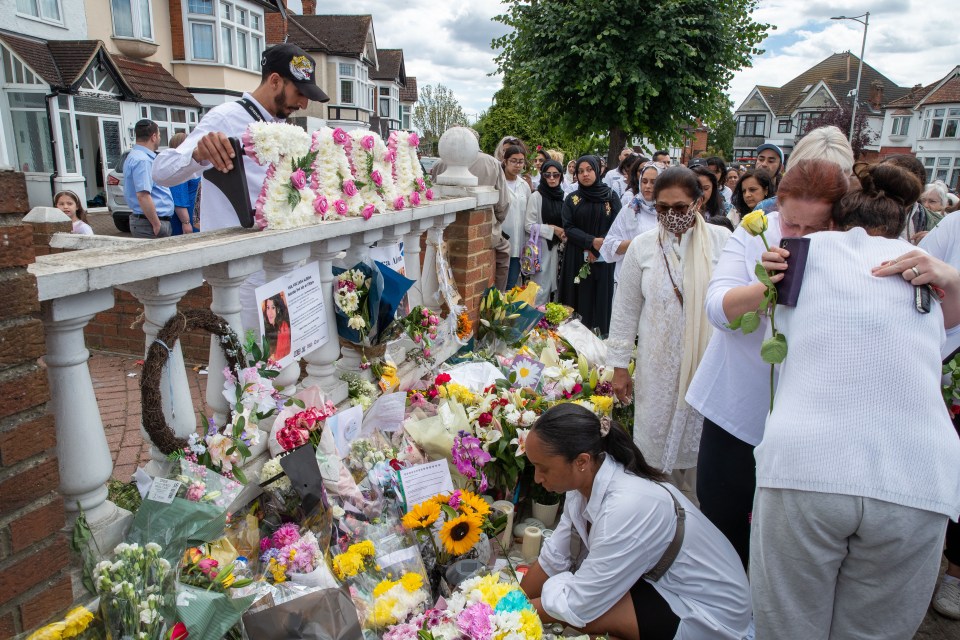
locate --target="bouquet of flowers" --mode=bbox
[477,286,545,352]
[259,523,327,585]
[400,305,440,360]
[94,542,173,640]
[25,606,102,640]
[180,543,253,592]
[401,490,495,568]
[274,402,337,452]
[335,267,374,343]
[343,372,378,411]
[368,573,430,629]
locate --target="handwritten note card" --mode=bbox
[398,460,454,512]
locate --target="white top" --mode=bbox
[720,185,732,206]
[602,168,626,198]
[72,220,94,235]
[607,224,731,470]
[539,456,751,637]
[685,211,783,446]
[920,213,960,355]
[599,196,658,283]
[152,92,281,232]
[530,173,541,190]
[503,177,531,258]
[561,180,578,196]
[757,229,960,518]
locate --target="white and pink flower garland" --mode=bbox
[387,131,434,209]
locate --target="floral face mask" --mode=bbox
[655,202,698,235]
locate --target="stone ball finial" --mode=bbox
[436,127,479,186]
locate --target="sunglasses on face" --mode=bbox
[654,202,695,215]
[542,172,562,178]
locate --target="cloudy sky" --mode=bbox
[303,0,960,118]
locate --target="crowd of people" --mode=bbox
[484,128,960,639]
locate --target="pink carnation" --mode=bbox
[272,523,300,548]
[334,199,348,216]
[241,129,259,162]
[393,197,406,211]
[425,189,435,201]
[290,168,307,190]
[416,177,426,191]
[410,191,421,206]
[457,603,493,640]
[343,180,358,197]
[332,128,348,145]
[277,424,309,451]
[362,204,375,220]
[361,135,375,150]
[314,194,329,216]
[385,150,397,163]
[408,132,420,147]
[371,170,383,187]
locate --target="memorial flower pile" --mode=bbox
[275,402,337,451]
[401,305,440,360]
[93,542,171,640]
[402,490,492,563]
[335,268,373,340]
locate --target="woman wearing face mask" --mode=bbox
[608,167,731,495]
[600,161,664,284]
[558,156,622,334]
[525,159,568,305]
[502,145,532,290]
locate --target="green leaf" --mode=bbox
[233,466,247,484]
[440,504,459,521]
[725,315,742,331]
[760,333,788,364]
[755,262,774,288]
[740,311,761,335]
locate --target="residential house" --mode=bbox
[878,66,960,189]
[399,75,417,131]
[369,48,407,139]
[732,52,911,163]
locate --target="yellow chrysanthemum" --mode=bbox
[459,491,491,518]
[350,540,376,557]
[475,574,514,608]
[268,557,288,583]
[373,578,397,598]
[62,607,93,638]
[368,596,400,626]
[519,608,544,640]
[400,572,424,592]
[439,513,482,556]
[402,500,441,530]
[590,395,613,415]
[27,622,66,640]
[332,550,363,579]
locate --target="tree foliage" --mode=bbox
[493,0,770,164]
[706,104,736,160]
[799,101,876,160]
[412,84,469,155]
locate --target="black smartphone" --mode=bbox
[202,137,255,228]
[774,237,810,306]
[916,285,931,314]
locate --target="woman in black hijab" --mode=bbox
[558,155,621,334]
[525,159,567,305]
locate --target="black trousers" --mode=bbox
[696,418,756,569]
[947,412,960,566]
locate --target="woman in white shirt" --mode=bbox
[608,168,730,493]
[601,161,663,284]
[525,160,567,305]
[751,160,960,639]
[501,144,532,290]
[522,403,751,640]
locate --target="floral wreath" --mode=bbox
[141,309,245,455]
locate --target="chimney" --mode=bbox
[846,52,851,82]
[870,81,884,110]
[265,0,288,44]
[302,0,315,15]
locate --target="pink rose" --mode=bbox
[371,170,383,187]
[410,191,421,206]
[277,424,309,451]
[334,199,348,216]
[425,189,434,201]
[332,128,348,145]
[290,168,307,190]
[408,132,420,147]
[423,348,431,358]
[393,197,405,210]
[385,150,397,163]
[416,177,426,190]
[362,204,375,220]
[314,195,329,216]
[343,180,358,197]
[361,135,375,150]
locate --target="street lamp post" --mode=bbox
[831,12,870,144]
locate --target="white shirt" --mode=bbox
[684,211,783,446]
[503,177,531,258]
[599,196,658,282]
[72,220,94,235]
[539,457,751,637]
[920,213,960,355]
[152,92,282,232]
[561,180,578,196]
[606,224,730,471]
[720,185,732,206]
[602,169,626,198]
[757,229,960,518]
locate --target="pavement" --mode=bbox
[87,347,959,637]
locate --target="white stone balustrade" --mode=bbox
[302,236,352,404]
[263,245,313,394]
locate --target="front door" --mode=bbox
[98,117,123,190]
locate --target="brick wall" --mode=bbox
[169,0,185,60]
[265,0,287,46]
[444,205,494,323]
[0,171,73,637]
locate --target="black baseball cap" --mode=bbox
[261,43,329,103]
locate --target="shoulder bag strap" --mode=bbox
[236,98,266,123]
[642,482,686,582]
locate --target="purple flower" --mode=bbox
[452,431,491,479]
[371,170,383,187]
[332,128,348,145]
[272,523,300,548]
[343,180,358,197]
[362,204,375,220]
[361,135,375,150]
[457,602,493,640]
[448,490,462,509]
[290,168,307,190]
[334,199,348,216]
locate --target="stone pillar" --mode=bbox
[302,236,351,404]
[262,246,312,394]
[337,228,384,377]
[121,271,204,475]
[403,224,426,308]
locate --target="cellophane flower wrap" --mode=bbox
[93,542,173,640]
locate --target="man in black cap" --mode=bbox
[152,43,329,329]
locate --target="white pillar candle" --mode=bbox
[491,500,515,551]
[521,526,542,563]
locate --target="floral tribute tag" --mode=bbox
[147,477,182,504]
[509,354,545,390]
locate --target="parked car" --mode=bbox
[106,151,131,233]
[420,156,440,174]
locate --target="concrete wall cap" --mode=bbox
[23,207,71,224]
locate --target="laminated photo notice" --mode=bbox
[398,460,454,511]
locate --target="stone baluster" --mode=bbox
[203,256,263,432]
[337,228,384,376]
[403,220,431,308]
[121,270,203,476]
[302,236,352,404]
[43,288,131,547]
[262,246,312,394]
[420,213,459,313]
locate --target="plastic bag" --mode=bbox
[242,585,362,640]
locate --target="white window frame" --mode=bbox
[185,0,263,70]
[777,119,792,134]
[15,0,63,25]
[110,0,155,42]
[890,115,910,137]
[138,103,198,148]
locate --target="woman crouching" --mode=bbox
[520,404,751,640]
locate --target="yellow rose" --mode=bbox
[741,209,768,236]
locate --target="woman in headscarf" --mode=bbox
[601,161,664,285]
[558,156,621,334]
[608,167,731,499]
[525,159,567,305]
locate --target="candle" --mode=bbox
[521,526,542,562]
[491,500,515,551]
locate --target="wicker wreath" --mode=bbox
[141,309,245,455]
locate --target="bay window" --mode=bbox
[111,0,153,40]
[8,92,54,173]
[186,0,263,70]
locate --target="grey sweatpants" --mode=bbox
[750,488,947,640]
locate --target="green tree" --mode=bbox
[494,0,770,167]
[799,102,876,160]
[413,84,469,155]
[706,104,736,160]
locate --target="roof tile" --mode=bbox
[370,48,402,81]
[921,73,960,106]
[110,54,201,108]
[399,75,417,103]
[288,14,372,57]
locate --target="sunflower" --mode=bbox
[402,500,441,530]
[439,513,482,556]
[458,491,491,518]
